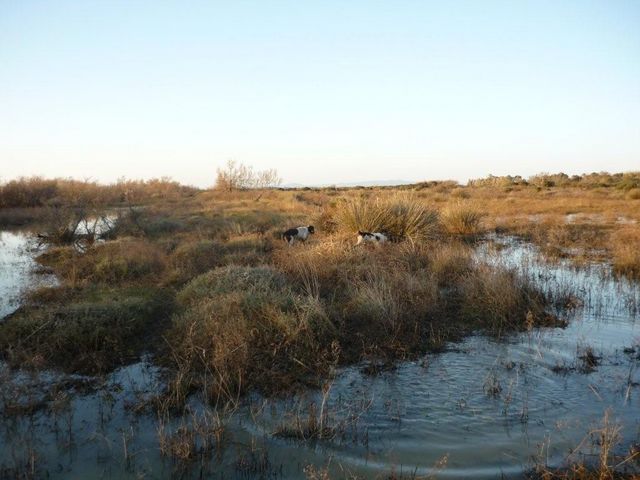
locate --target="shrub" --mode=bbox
[0,176,197,208]
[176,265,289,306]
[429,242,475,287]
[220,235,270,266]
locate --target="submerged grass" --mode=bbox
[531,410,640,480]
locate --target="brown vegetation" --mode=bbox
[1,171,639,385]
[1,171,640,477]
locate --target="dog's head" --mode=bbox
[308,225,315,234]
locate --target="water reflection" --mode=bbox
[0,231,57,319]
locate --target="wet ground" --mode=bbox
[1,232,638,479]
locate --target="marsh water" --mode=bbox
[1,231,639,479]
[0,231,56,319]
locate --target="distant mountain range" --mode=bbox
[282,179,415,188]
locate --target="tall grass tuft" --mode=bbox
[611,227,640,279]
[335,194,440,241]
[167,265,336,403]
[441,201,484,236]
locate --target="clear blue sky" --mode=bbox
[1,1,639,187]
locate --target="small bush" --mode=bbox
[221,235,271,265]
[176,265,290,306]
[451,187,470,199]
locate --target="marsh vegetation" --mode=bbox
[1,172,639,478]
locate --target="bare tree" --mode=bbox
[253,168,282,189]
[215,160,281,193]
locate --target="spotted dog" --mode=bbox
[283,225,315,246]
[356,230,388,245]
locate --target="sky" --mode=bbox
[1,1,639,187]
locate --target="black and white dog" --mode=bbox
[283,225,315,246]
[356,230,388,245]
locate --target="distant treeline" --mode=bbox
[285,172,640,192]
[2,171,639,209]
[467,171,640,190]
[0,177,199,208]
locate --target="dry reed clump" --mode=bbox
[610,227,640,279]
[440,201,484,236]
[157,408,226,463]
[168,233,274,281]
[428,242,475,287]
[37,238,167,286]
[274,238,555,356]
[343,265,438,341]
[273,238,353,298]
[459,264,552,331]
[334,194,440,241]
[93,239,167,283]
[167,265,336,402]
[275,239,441,341]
